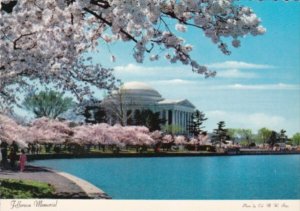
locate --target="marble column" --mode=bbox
[165,110,168,126]
[173,110,175,126]
[177,111,179,133]
[180,111,183,133]
[177,110,179,127]
[188,112,191,131]
[172,110,177,125]
[183,112,186,133]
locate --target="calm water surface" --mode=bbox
[32,155,300,199]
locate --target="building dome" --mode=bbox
[121,82,155,91]
[116,81,163,104]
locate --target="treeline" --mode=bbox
[186,110,300,146]
[209,121,300,146]
[19,90,300,147]
[227,128,300,146]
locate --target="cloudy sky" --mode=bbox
[89,1,300,136]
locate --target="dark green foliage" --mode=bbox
[267,129,288,146]
[82,105,107,124]
[187,110,207,136]
[278,129,288,143]
[0,179,55,199]
[129,109,165,131]
[267,131,279,146]
[1,1,17,13]
[23,90,73,119]
[212,121,228,145]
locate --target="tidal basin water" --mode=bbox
[32,155,300,199]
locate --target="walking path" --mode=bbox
[0,165,111,199]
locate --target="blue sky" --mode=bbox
[91,1,300,136]
[14,1,300,136]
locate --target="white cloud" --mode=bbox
[114,62,274,80]
[205,110,298,135]
[207,61,274,70]
[149,79,195,85]
[114,63,299,91]
[114,62,273,74]
[217,69,258,78]
[247,113,285,128]
[214,83,300,90]
[114,63,185,74]
[114,63,200,81]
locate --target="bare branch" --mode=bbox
[13,32,36,50]
[83,7,138,43]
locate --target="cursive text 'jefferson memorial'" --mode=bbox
[101,82,195,134]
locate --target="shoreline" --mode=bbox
[27,150,300,161]
[0,165,111,199]
[48,168,111,199]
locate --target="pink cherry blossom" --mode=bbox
[0,114,28,147]
[174,135,187,145]
[1,0,265,106]
[30,117,73,144]
[188,137,198,145]
[162,134,173,143]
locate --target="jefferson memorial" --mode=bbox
[101,81,196,134]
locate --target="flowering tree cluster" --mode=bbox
[0,114,28,147]
[72,123,155,147]
[0,0,265,108]
[0,114,212,149]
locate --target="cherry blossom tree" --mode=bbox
[139,133,155,146]
[150,130,162,141]
[188,137,199,145]
[73,123,155,149]
[29,117,73,143]
[90,123,111,145]
[127,126,154,146]
[162,134,173,143]
[198,132,210,145]
[1,0,265,107]
[73,124,94,144]
[0,113,28,147]
[174,135,187,145]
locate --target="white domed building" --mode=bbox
[101,81,196,134]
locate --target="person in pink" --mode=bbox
[19,149,27,172]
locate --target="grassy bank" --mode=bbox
[0,179,55,199]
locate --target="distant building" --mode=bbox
[101,82,196,134]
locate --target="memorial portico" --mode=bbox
[101,82,196,135]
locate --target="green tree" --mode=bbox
[257,127,272,144]
[291,133,300,146]
[187,110,207,136]
[162,124,182,135]
[212,121,228,145]
[228,128,254,146]
[23,90,73,119]
[238,129,254,146]
[227,128,239,142]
